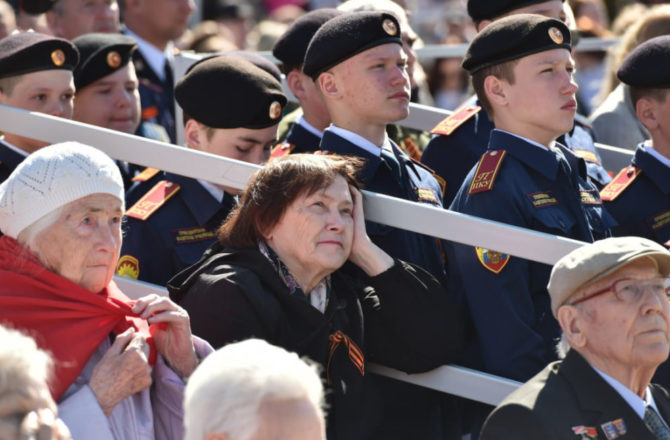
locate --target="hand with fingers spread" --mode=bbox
[89,328,152,416]
[18,408,72,440]
[347,186,394,276]
[133,294,198,380]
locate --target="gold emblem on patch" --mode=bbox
[548,27,564,44]
[269,101,282,120]
[106,51,122,68]
[50,49,65,66]
[382,18,397,36]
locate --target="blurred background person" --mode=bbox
[0,0,16,39]
[426,35,469,111]
[45,0,120,40]
[184,339,325,440]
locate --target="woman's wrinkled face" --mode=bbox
[33,193,123,293]
[265,175,354,280]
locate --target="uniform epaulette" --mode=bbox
[132,167,160,182]
[270,142,295,160]
[126,180,180,220]
[600,166,641,201]
[430,105,481,136]
[468,150,506,195]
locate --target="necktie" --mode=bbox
[644,405,670,440]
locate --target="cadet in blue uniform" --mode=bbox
[118,56,286,286]
[0,32,78,183]
[601,36,670,245]
[450,12,614,386]
[421,0,610,207]
[304,11,462,440]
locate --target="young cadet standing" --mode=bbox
[117,56,286,286]
[450,13,614,387]
[0,32,78,183]
[421,0,610,206]
[304,11,464,440]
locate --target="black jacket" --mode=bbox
[168,244,464,440]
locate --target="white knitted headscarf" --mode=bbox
[0,142,124,239]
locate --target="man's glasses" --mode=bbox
[570,277,670,306]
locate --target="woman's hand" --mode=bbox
[133,294,198,381]
[348,186,394,276]
[89,328,152,416]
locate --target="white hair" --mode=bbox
[555,332,571,359]
[184,339,325,440]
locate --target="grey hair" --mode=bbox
[184,339,325,440]
[555,333,571,359]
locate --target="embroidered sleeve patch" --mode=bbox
[648,210,670,231]
[468,150,506,195]
[415,187,440,204]
[116,255,139,279]
[580,190,602,205]
[475,247,510,274]
[270,142,295,160]
[600,166,640,201]
[430,105,481,136]
[526,191,558,208]
[126,180,180,220]
[173,227,217,244]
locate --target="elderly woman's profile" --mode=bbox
[0,142,211,440]
[169,153,464,440]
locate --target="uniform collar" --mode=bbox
[488,129,560,180]
[327,125,386,157]
[321,129,381,184]
[166,173,232,226]
[296,115,324,138]
[634,144,670,194]
[124,27,173,82]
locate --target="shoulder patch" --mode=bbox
[132,167,160,182]
[475,247,510,274]
[468,150,506,195]
[126,180,180,220]
[430,105,481,136]
[116,255,139,279]
[270,142,295,160]
[600,166,640,201]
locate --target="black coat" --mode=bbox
[168,244,464,440]
[480,350,670,439]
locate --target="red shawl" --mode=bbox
[0,235,156,401]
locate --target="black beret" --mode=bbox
[467,0,565,22]
[0,32,79,80]
[303,11,402,80]
[223,50,282,82]
[617,35,670,88]
[272,8,343,71]
[462,14,571,74]
[175,56,287,129]
[72,33,137,90]
[19,0,55,14]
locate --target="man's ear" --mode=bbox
[557,305,586,349]
[317,72,340,100]
[184,119,203,150]
[483,75,508,108]
[636,97,659,131]
[286,70,306,100]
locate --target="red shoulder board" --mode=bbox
[126,180,180,220]
[132,167,160,182]
[468,150,506,195]
[270,142,295,160]
[600,166,641,201]
[430,105,481,136]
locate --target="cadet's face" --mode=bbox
[502,48,577,144]
[199,125,277,165]
[48,0,119,40]
[0,70,75,152]
[73,64,141,134]
[333,43,410,125]
[34,194,123,293]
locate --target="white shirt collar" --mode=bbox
[0,137,29,157]
[296,115,323,138]
[197,179,224,203]
[327,125,390,157]
[497,129,553,151]
[124,28,173,82]
[644,145,670,169]
[592,365,664,424]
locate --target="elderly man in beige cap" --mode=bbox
[480,237,670,440]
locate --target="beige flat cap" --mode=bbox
[547,237,670,316]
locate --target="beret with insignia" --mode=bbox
[175,56,287,129]
[462,14,571,74]
[0,32,79,80]
[273,8,343,72]
[467,0,565,22]
[303,11,402,80]
[72,33,137,90]
[617,35,670,88]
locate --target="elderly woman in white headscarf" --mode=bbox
[0,142,211,440]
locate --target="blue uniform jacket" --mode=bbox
[0,139,25,184]
[449,129,614,382]
[422,97,610,207]
[604,145,670,244]
[120,172,236,286]
[285,120,321,153]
